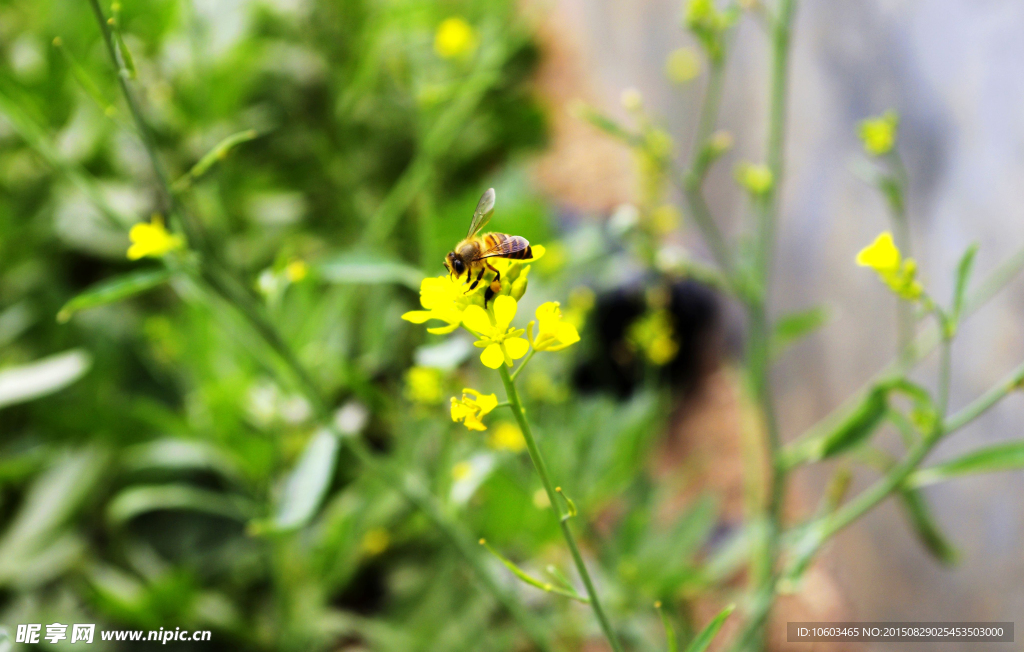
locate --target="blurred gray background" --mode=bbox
[554,0,1024,645]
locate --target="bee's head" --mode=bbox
[445,252,466,277]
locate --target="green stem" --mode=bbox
[86,0,207,253]
[498,365,624,652]
[679,53,733,273]
[736,2,796,649]
[945,359,1024,433]
[510,349,537,383]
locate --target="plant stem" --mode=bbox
[498,365,624,652]
[945,359,1024,433]
[679,54,733,273]
[736,2,797,649]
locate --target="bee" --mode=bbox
[444,188,533,301]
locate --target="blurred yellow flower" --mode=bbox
[285,259,308,282]
[859,110,898,156]
[361,528,390,556]
[856,231,900,272]
[488,422,525,453]
[529,302,580,352]
[856,231,923,301]
[629,310,678,366]
[127,216,183,260]
[434,17,477,59]
[450,388,499,431]
[405,366,444,405]
[402,274,473,334]
[452,460,473,480]
[665,47,700,84]
[735,162,774,195]
[462,295,529,369]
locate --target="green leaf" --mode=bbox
[107,485,253,525]
[684,603,735,652]
[655,601,678,652]
[801,384,889,463]
[171,130,259,192]
[952,243,979,322]
[897,488,958,565]
[57,268,173,323]
[271,429,339,531]
[0,349,92,409]
[318,252,424,290]
[121,439,242,484]
[771,305,830,359]
[908,441,1024,488]
[479,539,589,603]
[0,448,108,584]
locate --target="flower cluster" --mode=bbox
[856,231,923,301]
[403,238,580,432]
[450,388,498,431]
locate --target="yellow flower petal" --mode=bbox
[480,343,505,369]
[504,337,529,360]
[402,310,433,324]
[856,232,900,271]
[462,305,492,335]
[491,295,517,329]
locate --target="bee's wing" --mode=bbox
[467,188,496,237]
[476,234,531,259]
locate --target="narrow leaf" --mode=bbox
[318,252,424,289]
[172,130,259,192]
[272,429,339,530]
[57,268,173,323]
[655,601,678,652]
[121,439,242,484]
[908,441,1024,488]
[107,485,253,524]
[479,539,589,603]
[952,243,979,321]
[572,103,637,144]
[684,603,735,652]
[801,385,888,463]
[771,305,830,359]
[0,349,91,409]
[897,488,958,565]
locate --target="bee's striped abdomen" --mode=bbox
[482,233,532,260]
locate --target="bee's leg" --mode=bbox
[468,267,485,291]
[485,262,502,295]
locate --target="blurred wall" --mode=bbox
[552,0,1024,642]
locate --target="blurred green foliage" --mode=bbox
[0,0,722,650]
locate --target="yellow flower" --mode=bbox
[402,274,474,334]
[859,110,898,156]
[450,388,499,431]
[361,528,390,556]
[127,216,183,260]
[488,422,526,453]
[529,302,580,352]
[855,232,900,272]
[736,162,774,195]
[629,310,678,365]
[434,17,477,59]
[856,231,923,301]
[665,47,700,84]
[285,259,308,282]
[405,366,444,405]
[462,295,529,369]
